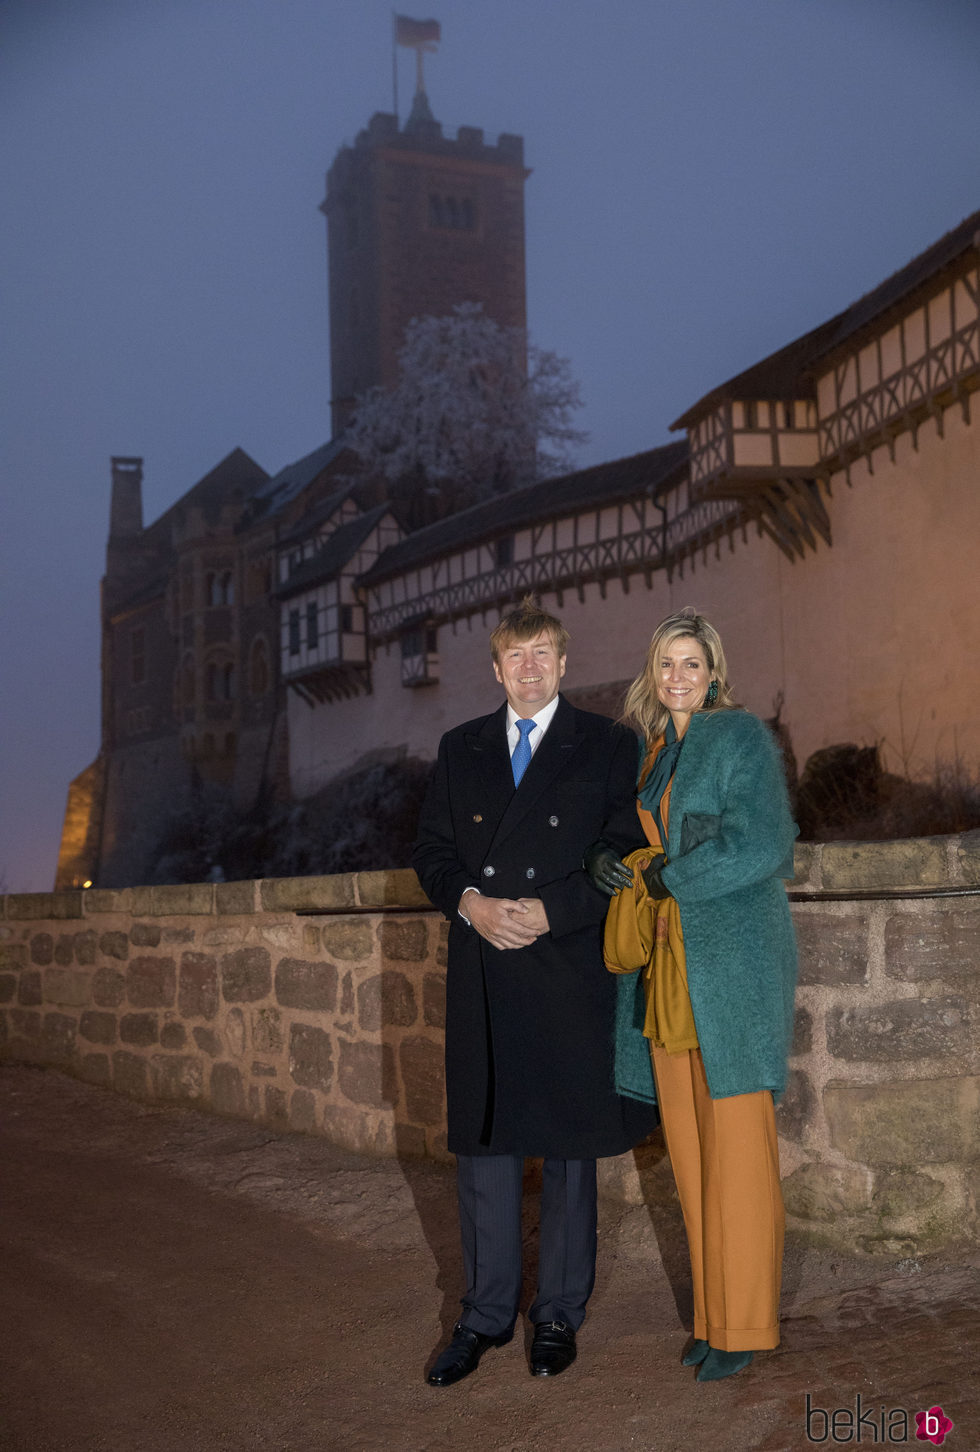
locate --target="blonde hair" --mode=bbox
[622,608,738,747]
[489,595,569,664]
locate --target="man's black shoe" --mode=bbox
[529,1320,577,1376]
[426,1321,513,1386]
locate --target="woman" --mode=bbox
[585,607,797,1382]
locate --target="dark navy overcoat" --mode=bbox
[412,694,657,1158]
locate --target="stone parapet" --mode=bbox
[2,845,978,1254]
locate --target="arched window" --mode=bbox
[249,638,270,696]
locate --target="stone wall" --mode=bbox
[2,833,978,1255]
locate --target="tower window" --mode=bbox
[131,627,146,685]
[306,601,319,650]
[428,193,477,231]
[288,609,301,656]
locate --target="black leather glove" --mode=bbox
[583,840,634,897]
[641,852,670,899]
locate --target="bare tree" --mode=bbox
[347,303,587,525]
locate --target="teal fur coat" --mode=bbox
[622,708,798,1101]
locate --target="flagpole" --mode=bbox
[391,11,399,121]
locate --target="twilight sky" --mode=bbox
[2,0,978,892]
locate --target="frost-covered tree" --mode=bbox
[347,303,587,525]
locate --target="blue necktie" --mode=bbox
[511,718,537,787]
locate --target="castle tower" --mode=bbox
[322,103,529,435]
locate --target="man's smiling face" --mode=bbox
[493,629,566,715]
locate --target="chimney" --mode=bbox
[109,456,144,539]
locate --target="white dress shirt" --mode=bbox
[459,693,562,922]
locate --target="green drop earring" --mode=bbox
[705,680,719,706]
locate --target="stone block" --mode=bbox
[423,972,446,1030]
[8,1008,41,1041]
[178,952,219,1019]
[226,1007,246,1057]
[884,907,980,980]
[435,921,448,969]
[782,1162,871,1222]
[54,934,75,966]
[289,1088,316,1132]
[79,1053,112,1087]
[775,1067,816,1143]
[302,923,320,952]
[400,1035,445,1126]
[356,868,431,909]
[17,971,42,1006]
[74,931,97,966]
[820,838,947,891]
[789,841,815,888]
[260,875,355,913]
[211,1062,246,1115]
[120,1013,159,1047]
[826,996,970,1061]
[791,1005,812,1055]
[41,1012,77,1065]
[6,892,83,920]
[251,1061,276,1078]
[98,931,129,961]
[127,956,176,1008]
[338,1038,397,1108]
[251,1006,283,1053]
[0,974,16,1004]
[0,943,27,971]
[322,1103,394,1156]
[248,1085,260,1117]
[825,1076,980,1163]
[221,947,271,1002]
[160,1021,187,1051]
[82,889,131,914]
[0,1010,7,1048]
[80,1011,117,1045]
[357,971,418,1031]
[340,971,355,1016]
[92,966,126,1007]
[130,922,161,947]
[274,957,338,1011]
[161,927,194,944]
[113,1050,149,1098]
[44,968,90,1007]
[957,829,980,884]
[393,1124,427,1158]
[151,1054,203,1102]
[794,911,869,986]
[265,1086,288,1125]
[30,933,54,966]
[318,919,373,962]
[871,1168,946,1219]
[145,883,214,916]
[215,880,255,915]
[193,1026,222,1057]
[378,918,428,962]
[289,1022,334,1094]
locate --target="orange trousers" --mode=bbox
[650,1043,784,1352]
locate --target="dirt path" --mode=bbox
[1,1064,977,1451]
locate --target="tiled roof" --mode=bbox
[672,208,980,428]
[249,437,353,519]
[358,441,688,584]
[275,506,394,599]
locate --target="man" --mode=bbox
[412,599,656,1386]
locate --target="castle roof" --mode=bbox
[359,441,688,585]
[276,505,394,599]
[672,207,980,428]
[248,437,352,520]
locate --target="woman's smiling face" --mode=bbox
[655,634,710,735]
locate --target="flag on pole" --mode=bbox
[395,15,441,48]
